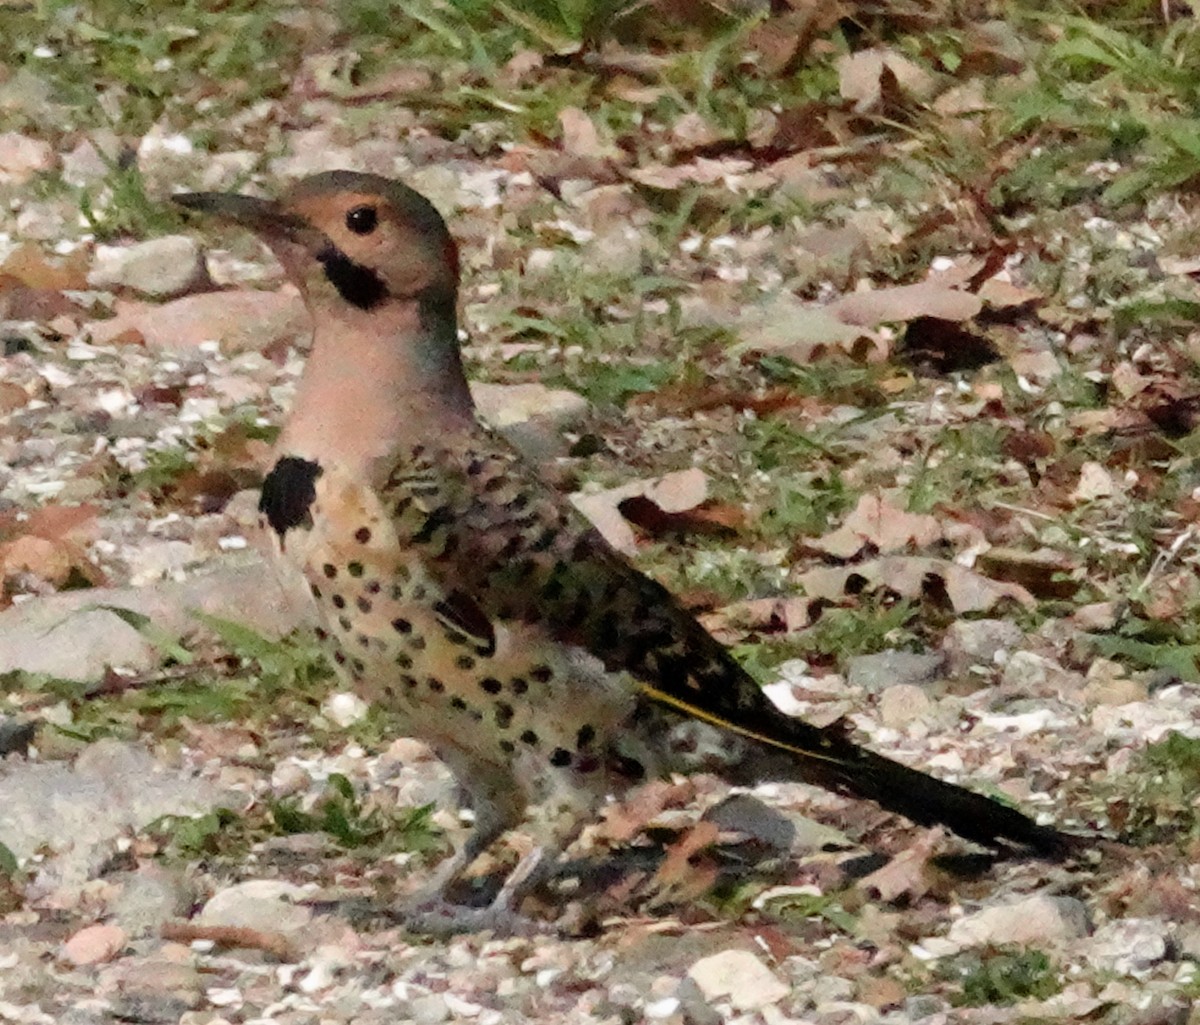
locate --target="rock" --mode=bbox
[1078,918,1171,974]
[687,949,789,1011]
[88,236,210,299]
[675,975,722,1025]
[109,866,191,937]
[999,651,1081,695]
[407,994,450,1025]
[61,924,127,965]
[703,794,795,855]
[198,879,313,937]
[846,650,944,694]
[322,691,369,727]
[0,739,225,896]
[877,683,932,728]
[471,382,589,461]
[942,619,1023,670]
[86,289,308,352]
[0,717,36,757]
[0,556,312,681]
[0,131,55,183]
[947,894,1090,948]
[61,136,118,187]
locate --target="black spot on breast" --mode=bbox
[549,747,572,767]
[494,703,514,729]
[259,457,322,538]
[354,527,372,544]
[317,243,388,310]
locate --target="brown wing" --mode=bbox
[378,432,1073,857]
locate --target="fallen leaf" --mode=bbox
[796,557,1035,614]
[617,494,744,540]
[558,106,620,160]
[857,828,944,903]
[837,48,935,111]
[828,281,983,327]
[573,468,710,553]
[813,493,942,559]
[975,547,1080,600]
[699,596,816,643]
[731,293,884,363]
[646,820,720,909]
[598,779,699,844]
[1071,461,1117,502]
[1,243,88,290]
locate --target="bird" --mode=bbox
[174,170,1075,933]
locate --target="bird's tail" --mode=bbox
[640,682,1075,858]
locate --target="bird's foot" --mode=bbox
[396,846,555,938]
[399,898,551,938]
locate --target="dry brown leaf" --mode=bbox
[837,48,935,111]
[856,828,944,903]
[699,596,815,643]
[646,820,720,909]
[813,493,942,559]
[627,156,775,191]
[796,557,1035,613]
[975,547,1081,601]
[618,494,744,540]
[597,779,698,844]
[828,281,983,327]
[573,468,710,553]
[1,242,88,290]
[733,293,886,363]
[558,106,619,160]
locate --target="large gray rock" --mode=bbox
[88,235,210,298]
[0,739,227,896]
[0,556,312,683]
[846,649,944,694]
[947,894,1090,949]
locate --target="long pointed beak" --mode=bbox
[172,191,309,241]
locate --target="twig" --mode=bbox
[161,921,298,962]
[1139,525,1197,593]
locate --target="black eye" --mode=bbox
[345,205,378,235]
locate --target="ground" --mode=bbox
[0,1,1199,1022]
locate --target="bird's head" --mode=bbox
[174,170,459,317]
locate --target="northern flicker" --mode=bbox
[175,171,1073,932]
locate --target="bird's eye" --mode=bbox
[345,205,378,235]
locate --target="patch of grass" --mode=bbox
[271,773,440,854]
[1083,615,1200,683]
[757,889,858,933]
[77,163,183,241]
[938,946,1061,1007]
[1107,731,1200,845]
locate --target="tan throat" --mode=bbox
[277,299,475,477]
